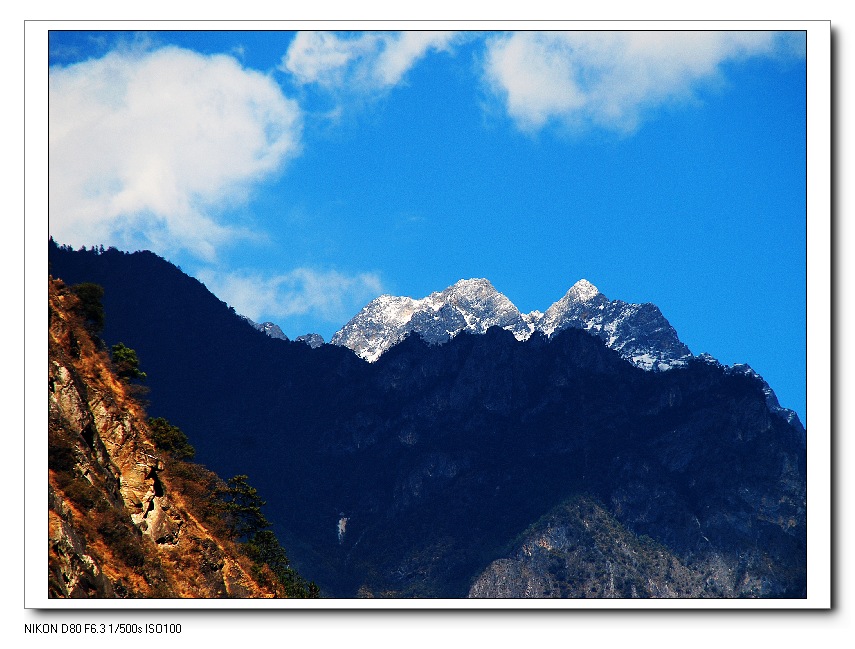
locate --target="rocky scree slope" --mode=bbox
[48,278,284,598]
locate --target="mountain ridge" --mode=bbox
[47,241,807,598]
[321,277,800,431]
[331,277,694,372]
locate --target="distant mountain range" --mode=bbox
[47,240,807,598]
[264,276,798,435]
[331,277,692,370]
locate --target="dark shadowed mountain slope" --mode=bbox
[48,241,807,598]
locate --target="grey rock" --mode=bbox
[296,333,325,348]
[534,280,692,371]
[243,316,289,341]
[331,278,533,362]
[332,278,691,372]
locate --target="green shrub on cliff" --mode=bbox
[111,342,147,382]
[148,417,195,460]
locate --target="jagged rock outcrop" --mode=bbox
[48,278,279,598]
[331,278,692,371]
[332,278,533,362]
[296,333,325,348]
[468,495,789,598]
[243,317,289,341]
[697,353,806,441]
[247,323,327,349]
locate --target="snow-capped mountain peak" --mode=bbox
[566,278,600,304]
[330,278,532,362]
[534,284,693,371]
[295,333,326,348]
[331,278,693,372]
[233,279,801,433]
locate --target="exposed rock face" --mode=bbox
[244,317,289,341]
[296,333,325,348]
[332,278,532,362]
[332,278,691,371]
[698,354,806,442]
[48,485,116,598]
[48,278,277,598]
[469,497,714,598]
[537,280,692,371]
[245,320,325,349]
[468,495,790,599]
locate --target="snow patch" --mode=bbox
[568,279,600,303]
[333,277,695,375]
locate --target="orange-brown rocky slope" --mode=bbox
[48,277,282,598]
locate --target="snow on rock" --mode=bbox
[252,279,801,430]
[331,278,532,362]
[331,277,693,373]
[532,281,692,371]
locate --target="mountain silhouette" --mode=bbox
[48,241,806,598]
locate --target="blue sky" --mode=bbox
[47,30,808,423]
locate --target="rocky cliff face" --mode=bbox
[48,278,279,598]
[295,333,325,348]
[331,278,533,362]
[469,496,714,598]
[468,493,799,599]
[245,318,289,341]
[331,278,692,371]
[536,280,693,371]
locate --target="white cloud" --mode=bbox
[483,31,804,133]
[49,46,302,260]
[196,267,384,324]
[282,31,458,92]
